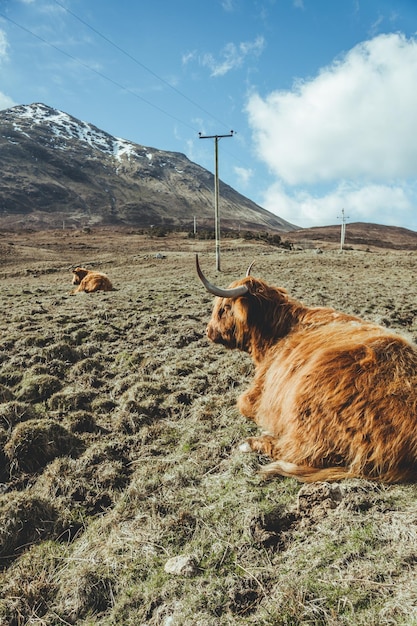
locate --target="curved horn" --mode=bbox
[246,261,255,277]
[196,255,249,298]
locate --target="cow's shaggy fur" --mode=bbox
[204,272,417,483]
[71,267,114,294]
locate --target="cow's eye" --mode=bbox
[219,304,232,317]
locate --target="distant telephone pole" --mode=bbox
[199,130,234,271]
[338,208,349,252]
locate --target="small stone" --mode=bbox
[164,555,199,577]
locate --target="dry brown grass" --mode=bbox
[0,228,417,625]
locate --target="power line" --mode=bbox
[1,7,258,188]
[0,11,198,132]
[52,2,259,178]
[53,0,231,132]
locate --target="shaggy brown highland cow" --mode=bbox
[196,254,417,483]
[71,267,114,294]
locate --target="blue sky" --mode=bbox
[1,1,417,230]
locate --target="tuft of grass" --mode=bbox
[58,563,117,622]
[0,384,13,403]
[17,373,62,402]
[0,400,38,430]
[0,493,62,565]
[4,419,82,473]
[0,540,66,624]
[66,409,98,433]
[48,388,97,412]
[43,341,80,363]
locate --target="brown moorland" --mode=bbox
[0,227,417,625]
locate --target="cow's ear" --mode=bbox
[232,298,248,323]
[244,278,263,296]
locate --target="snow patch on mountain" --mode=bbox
[10,102,155,163]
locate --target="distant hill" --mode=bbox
[0,103,295,232]
[287,222,417,250]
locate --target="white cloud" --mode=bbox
[0,29,9,63]
[0,28,16,110]
[221,0,235,12]
[0,92,16,110]
[369,15,384,36]
[202,36,265,77]
[182,51,196,66]
[234,166,253,187]
[262,181,416,229]
[246,33,417,228]
[247,33,417,185]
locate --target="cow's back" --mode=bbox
[81,272,113,293]
[252,321,417,480]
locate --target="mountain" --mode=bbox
[0,103,295,232]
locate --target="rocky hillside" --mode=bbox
[0,103,294,232]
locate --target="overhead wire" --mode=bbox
[0,11,198,133]
[53,0,232,132]
[51,0,254,172]
[0,5,256,182]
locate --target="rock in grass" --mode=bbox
[164,554,199,577]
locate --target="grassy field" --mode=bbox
[0,228,417,625]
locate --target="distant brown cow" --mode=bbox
[71,267,114,294]
[196,254,417,483]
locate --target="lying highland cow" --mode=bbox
[71,267,114,294]
[196,254,417,483]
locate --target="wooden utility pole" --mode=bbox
[199,130,234,271]
[338,208,349,252]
